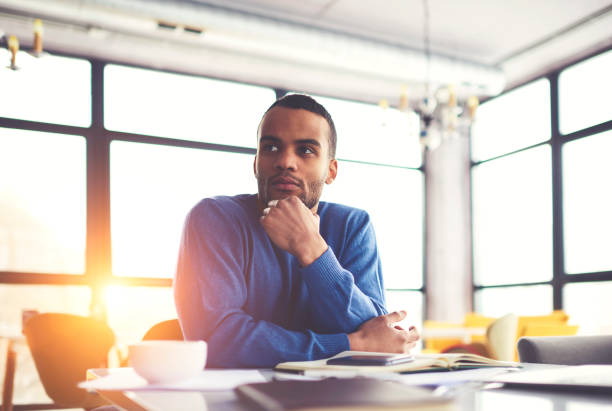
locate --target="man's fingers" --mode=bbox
[268,200,278,207]
[409,327,420,341]
[263,207,271,216]
[385,310,407,324]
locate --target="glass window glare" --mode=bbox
[0,50,91,126]
[104,65,275,147]
[0,128,86,274]
[471,78,550,161]
[563,131,612,274]
[105,285,177,344]
[323,162,424,289]
[564,282,612,335]
[474,285,553,317]
[472,146,552,286]
[559,49,612,134]
[310,94,422,168]
[110,141,255,278]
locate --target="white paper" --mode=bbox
[80,368,266,391]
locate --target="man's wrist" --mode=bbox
[347,330,363,351]
[296,236,328,267]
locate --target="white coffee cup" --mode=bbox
[128,340,207,384]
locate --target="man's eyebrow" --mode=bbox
[295,139,321,147]
[259,135,280,144]
[259,136,322,147]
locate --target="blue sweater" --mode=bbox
[174,194,386,368]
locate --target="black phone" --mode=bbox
[326,354,414,366]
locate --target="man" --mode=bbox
[174,94,419,368]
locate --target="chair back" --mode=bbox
[486,313,518,361]
[23,313,115,409]
[142,319,184,341]
[518,335,612,365]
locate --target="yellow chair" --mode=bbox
[422,320,464,353]
[441,314,518,361]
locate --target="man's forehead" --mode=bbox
[259,106,330,140]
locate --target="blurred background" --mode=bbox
[0,0,611,406]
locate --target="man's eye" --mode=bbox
[262,144,278,152]
[299,146,315,155]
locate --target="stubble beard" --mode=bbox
[257,174,326,210]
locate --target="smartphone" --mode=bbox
[326,354,414,366]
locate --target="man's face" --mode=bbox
[254,106,338,211]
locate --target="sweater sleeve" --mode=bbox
[299,210,387,334]
[173,200,349,368]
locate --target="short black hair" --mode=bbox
[262,94,337,159]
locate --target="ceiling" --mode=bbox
[1,0,611,104]
[195,0,612,82]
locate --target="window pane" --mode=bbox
[563,131,612,274]
[0,128,86,274]
[323,162,424,289]
[104,65,275,147]
[475,285,553,317]
[105,286,176,344]
[0,284,91,404]
[312,95,422,167]
[472,146,552,285]
[560,50,612,134]
[471,78,550,161]
[110,141,255,277]
[385,290,423,334]
[564,281,612,335]
[0,51,91,126]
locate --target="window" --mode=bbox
[0,51,91,126]
[0,128,86,274]
[313,95,422,168]
[562,131,612,274]
[559,49,612,134]
[564,282,612,335]
[471,79,550,161]
[104,65,276,147]
[472,49,612,322]
[472,146,552,286]
[475,285,553,317]
[110,141,255,278]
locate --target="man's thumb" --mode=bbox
[385,310,407,324]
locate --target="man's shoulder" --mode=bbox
[190,194,257,222]
[319,201,371,225]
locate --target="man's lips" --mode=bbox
[270,176,301,191]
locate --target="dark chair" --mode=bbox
[22,313,115,410]
[517,335,612,365]
[142,319,184,341]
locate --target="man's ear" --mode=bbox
[325,159,338,184]
[253,157,258,177]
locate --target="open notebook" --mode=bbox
[274,351,519,375]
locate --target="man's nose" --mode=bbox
[274,149,297,170]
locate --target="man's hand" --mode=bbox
[347,311,420,353]
[260,196,328,266]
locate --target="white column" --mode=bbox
[425,132,473,322]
